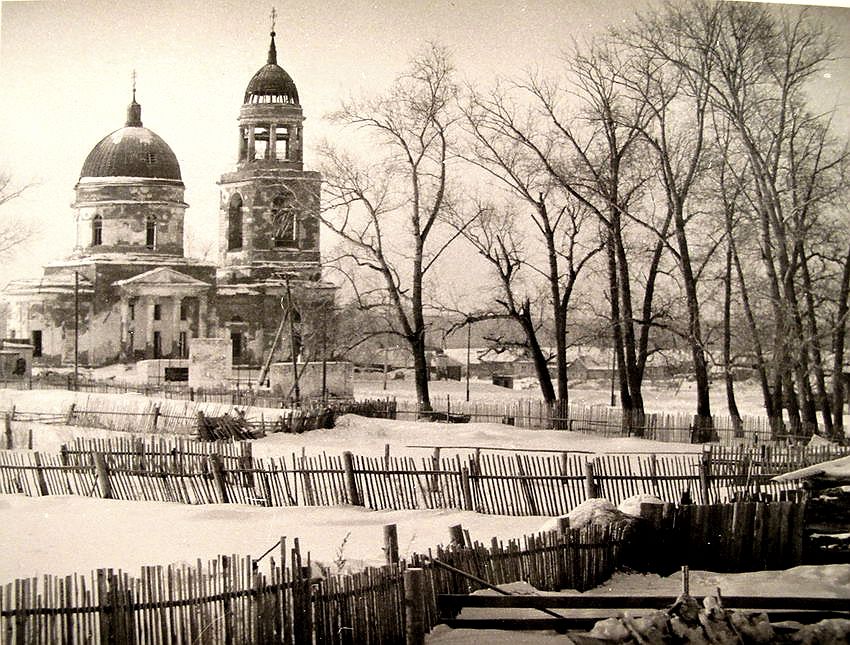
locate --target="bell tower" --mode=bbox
[217,18,321,288]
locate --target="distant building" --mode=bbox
[1,28,335,374]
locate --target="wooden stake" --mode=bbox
[383,524,399,566]
[208,454,229,503]
[584,460,598,499]
[4,412,12,449]
[342,451,362,506]
[404,568,425,645]
[449,524,465,548]
[460,466,473,511]
[93,453,113,499]
[33,452,50,496]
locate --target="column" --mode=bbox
[198,295,208,338]
[247,126,256,161]
[119,298,129,358]
[144,296,155,358]
[269,123,277,160]
[172,295,182,358]
[238,126,247,161]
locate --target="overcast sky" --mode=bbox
[1,0,850,298]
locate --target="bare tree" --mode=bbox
[317,45,465,411]
[0,172,33,258]
[456,85,602,406]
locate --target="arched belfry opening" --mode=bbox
[235,27,303,167]
[272,193,296,247]
[227,193,243,250]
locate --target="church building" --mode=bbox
[1,28,335,376]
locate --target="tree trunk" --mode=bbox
[410,332,431,412]
[800,247,833,436]
[671,200,712,434]
[830,244,850,442]
[723,243,743,436]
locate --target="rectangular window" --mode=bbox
[129,300,135,321]
[178,331,188,358]
[153,304,161,321]
[179,300,188,321]
[31,330,42,358]
[164,367,189,382]
[153,331,162,358]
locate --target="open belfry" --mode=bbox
[1,21,335,373]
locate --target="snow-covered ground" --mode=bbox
[2,385,848,644]
[427,567,850,644]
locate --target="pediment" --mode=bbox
[113,267,211,288]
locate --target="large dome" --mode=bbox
[80,100,182,181]
[243,32,299,105]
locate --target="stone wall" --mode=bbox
[188,338,232,389]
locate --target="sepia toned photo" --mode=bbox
[1,0,849,642]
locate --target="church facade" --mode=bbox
[1,29,334,373]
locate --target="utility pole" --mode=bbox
[321,303,328,401]
[466,322,471,403]
[73,271,79,391]
[285,279,301,405]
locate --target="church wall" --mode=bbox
[74,181,187,256]
[217,171,321,269]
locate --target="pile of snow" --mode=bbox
[618,494,665,518]
[537,498,636,532]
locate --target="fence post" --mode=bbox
[584,459,598,499]
[342,451,362,506]
[383,523,399,566]
[65,403,76,425]
[240,441,255,489]
[557,516,571,534]
[151,403,161,430]
[33,452,50,496]
[208,454,230,503]
[4,412,12,449]
[430,447,441,493]
[699,448,712,504]
[93,452,113,499]
[460,466,473,511]
[449,524,465,547]
[404,568,425,645]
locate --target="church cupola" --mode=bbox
[73,78,187,258]
[237,13,304,167]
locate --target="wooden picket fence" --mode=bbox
[0,523,627,645]
[396,397,842,444]
[0,499,809,644]
[0,437,834,514]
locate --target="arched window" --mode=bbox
[91,215,103,246]
[272,193,296,248]
[227,193,243,251]
[145,215,157,249]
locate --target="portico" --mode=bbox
[113,267,211,360]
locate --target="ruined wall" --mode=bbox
[188,338,232,389]
[268,361,353,399]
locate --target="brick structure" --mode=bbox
[2,28,335,372]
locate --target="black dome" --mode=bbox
[80,99,182,181]
[244,31,299,105]
[80,127,182,181]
